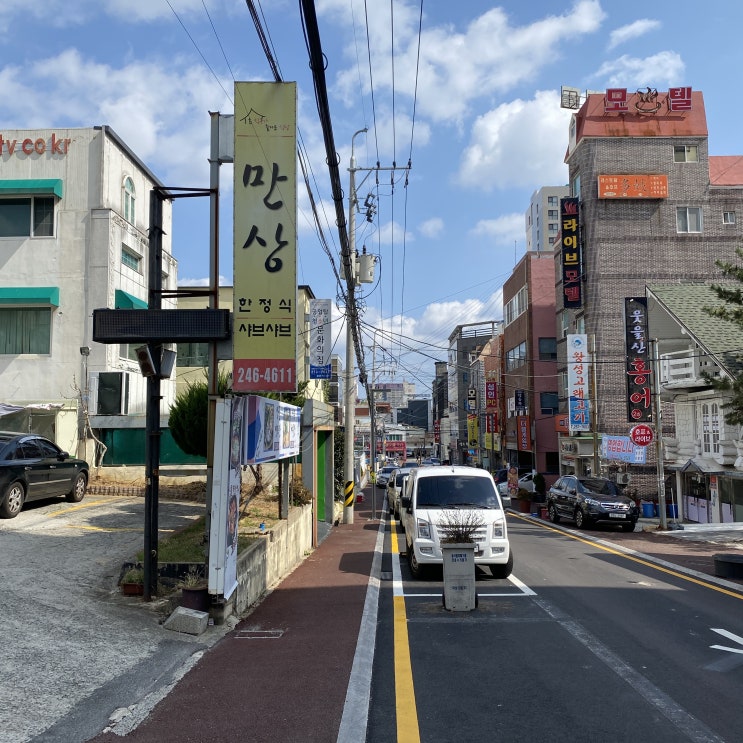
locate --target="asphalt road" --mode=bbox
[368,515,743,742]
[0,493,227,743]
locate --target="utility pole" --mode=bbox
[651,339,668,529]
[590,334,600,476]
[343,128,367,525]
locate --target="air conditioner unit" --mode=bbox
[616,473,631,485]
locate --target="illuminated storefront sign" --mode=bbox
[560,197,582,308]
[567,334,590,433]
[624,297,653,423]
[603,87,693,114]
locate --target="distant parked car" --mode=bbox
[387,469,411,517]
[376,465,397,489]
[546,475,639,531]
[0,432,89,519]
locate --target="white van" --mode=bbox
[400,466,512,579]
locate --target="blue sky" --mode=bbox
[2,0,742,393]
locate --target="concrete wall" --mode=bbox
[232,503,313,616]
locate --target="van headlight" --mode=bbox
[492,524,504,538]
[417,519,431,539]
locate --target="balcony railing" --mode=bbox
[659,348,721,388]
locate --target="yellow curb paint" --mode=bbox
[390,519,421,743]
[47,499,112,517]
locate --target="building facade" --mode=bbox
[556,88,743,494]
[525,185,570,253]
[0,126,177,462]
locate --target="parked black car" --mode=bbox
[0,432,89,519]
[546,475,638,531]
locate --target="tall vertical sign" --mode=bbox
[233,82,297,392]
[309,298,332,379]
[567,334,590,432]
[561,197,582,308]
[624,297,652,422]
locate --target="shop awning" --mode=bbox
[0,179,64,199]
[115,289,148,310]
[0,287,60,306]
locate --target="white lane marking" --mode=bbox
[710,627,743,655]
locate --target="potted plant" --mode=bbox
[178,566,210,612]
[517,488,533,513]
[120,566,144,596]
[437,509,483,612]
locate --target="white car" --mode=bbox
[401,466,512,579]
[498,473,536,497]
[387,468,413,517]
[376,465,397,488]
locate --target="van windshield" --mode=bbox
[416,475,500,509]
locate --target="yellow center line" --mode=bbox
[390,520,421,743]
[511,513,743,600]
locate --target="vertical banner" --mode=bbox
[208,396,245,600]
[567,334,590,432]
[233,82,297,392]
[485,379,498,412]
[467,413,479,447]
[624,297,653,422]
[517,415,531,451]
[561,197,582,308]
[309,298,332,379]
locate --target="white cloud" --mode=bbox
[594,52,685,88]
[377,219,414,245]
[419,217,444,238]
[332,0,605,125]
[608,19,661,50]
[471,213,524,247]
[457,90,572,191]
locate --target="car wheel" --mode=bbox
[407,540,427,579]
[1,481,25,519]
[548,503,560,524]
[490,551,513,579]
[66,473,87,503]
[574,508,591,529]
[621,520,636,533]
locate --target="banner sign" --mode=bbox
[598,174,668,199]
[233,81,297,392]
[485,380,497,412]
[467,414,479,447]
[309,298,332,379]
[560,197,582,308]
[517,415,531,451]
[624,297,653,422]
[601,434,648,464]
[245,395,301,464]
[433,419,440,443]
[567,334,590,432]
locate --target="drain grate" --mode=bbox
[236,629,285,639]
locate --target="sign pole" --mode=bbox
[651,339,668,529]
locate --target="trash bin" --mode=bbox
[667,503,678,519]
[641,502,655,518]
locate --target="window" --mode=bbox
[539,337,557,360]
[504,286,528,325]
[571,174,581,198]
[540,392,559,415]
[677,207,703,233]
[0,308,52,354]
[121,245,142,272]
[123,177,136,224]
[548,209,558,219]
[701,402,720,455]
[506,342,527,371]
[548,196,558,206]
[723,211,736,225]
[0,197,55,237]
[560,310,570,337]
[674,145,698,163]
[548,222,558,233]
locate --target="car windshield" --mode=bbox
[416,475,500,509]
[578,478,620,496]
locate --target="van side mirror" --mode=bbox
[401,495,411,510]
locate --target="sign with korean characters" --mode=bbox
[233,82,297,392]
[567,334,590,432]
[624,297,652,423]
[309,298,332,379]
[560,198,582,308]
[598,175,668,199]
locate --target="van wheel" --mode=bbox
[407,541,427,579]
[490,552,513,579]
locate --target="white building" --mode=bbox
[0,126,176,461]
[524,185,569,253]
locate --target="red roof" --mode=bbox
[709,156,743,186]
[573,90,708,143]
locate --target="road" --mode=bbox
[367,514,743,742]
[0,493,225,743]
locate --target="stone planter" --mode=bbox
[120,582,144,596]
[180,585,210,612]
[441,543,476,611]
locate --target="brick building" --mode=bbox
[556,88,743,491]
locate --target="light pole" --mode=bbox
[343,128,367,525]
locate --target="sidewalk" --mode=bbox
[89,493,383,743]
